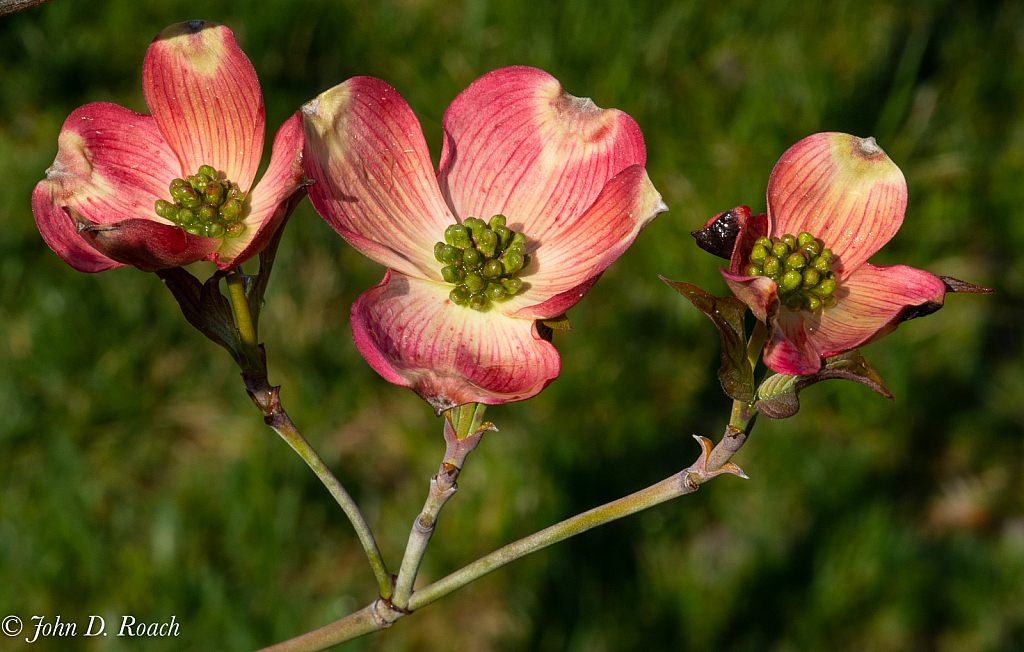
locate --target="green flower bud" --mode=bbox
[198,165,218,180]
[750,244,769,264]
[224,221,246,238]
[477,229,498,256]
[511,231,526,248]
[198,205,218,223]
[801,268,820,288]
[184,224,204,236]
[463,247,482,269]
[823,296,838,308]
[482,259,503,279]
[772,241,790,258]
[464,217,485,239]
[219,198,242,222]
[486,282,506,301]
[507,240,526,255]
[489,215,506,230]
[785,252,807,270]
[494,225,511,251]
[434,242,447,262]
[502,278,523,295]
[204,180,225,206]
[441,265,464,283]
[763,256,781,276]
[797,232,815,247]
[171,184,201,208]
[818,248,834,265]
[801,240,821,257]
[812,255,831,274]
[812,278,836,298]
[781,234,797,248]
[464,273,485,292]
[163,207,180,224]
[154,199,175,217]
[177,208,196,225]
[170,177,189,190]
[745,264,763,277]
[805,294,822,312]
[440,244,460,265]
[780,270,802,292]
[502,252,524,275]
[445,224,471,247]
[449,286,470,305]
[206,222,225,238]
[228,187,245,201]
[756,236,773,249]
[783,294,804,310]
[188,174,209,193]
[469,293,488,310]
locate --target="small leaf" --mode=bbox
[541,313,572,332]
[157,267,243,366]
[662,278,754,401]
[754,348,891,419]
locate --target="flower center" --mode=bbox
[154,164,247,239]
[744,232,837,312]
[434,215,530,311]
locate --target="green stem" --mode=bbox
[408,470,691,610]
[225,270,263,373]
[223,268,393,600]
[269,413,394,601]
[255,603,385,652]
[392,476,457,609]
[257,428,746,652]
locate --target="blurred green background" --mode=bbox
[1,0,1021,650]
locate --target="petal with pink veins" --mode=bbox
[302,77,454,280]
[143,20,265,192]
[438,66,646,244]
[352,271,561,413]
[767,132,906,276]
[501,164,667,320]
[804,263,946,357]
[66,207,220,272]
[721,270,778,323]
[32,102,181,272]
[214,112,306,269]
[763,307,822,376]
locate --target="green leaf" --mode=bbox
[541,313,572,331]
[754,349,892,419]
[661,277,754,402]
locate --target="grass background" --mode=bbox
[1,0,1022,650]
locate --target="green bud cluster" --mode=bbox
[434,215,530,310]
[744,231,838,312]
[154,164,246,238]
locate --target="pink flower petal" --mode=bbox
[214,113,306,269]
[65,207,220,272]
[501,165,667,319]
[143,21,265,192]
[763,308,822,375]
[804,262,946,357]
[31,102,182,272]
[352,270,561,413]
[438,66,646,245]
[767,133,907,276]
[721,269,778,322]
[302,77,454,280]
